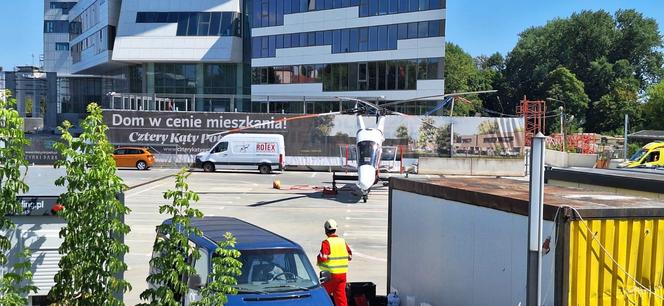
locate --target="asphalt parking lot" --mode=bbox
[120,169,391,304]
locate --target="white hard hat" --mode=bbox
[324,219,338,231]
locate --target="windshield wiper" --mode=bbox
[235,286,267,294]
[263,284,310,292]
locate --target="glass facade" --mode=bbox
[146,63,243,95]
[252,58,443,91]
[55,43,70,51]
[44,20,69,33]
[50,2,77,14]
[71,26,116,64]
[252,20,444,58]
[252,0,445,28]
[135,12,243,37]
[153,64,197,94]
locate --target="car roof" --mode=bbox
[164,217,301,251]
[115,146,148,150]
[222,133,284,139]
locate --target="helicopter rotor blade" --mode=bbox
[336,96,381,111]
[379,90,497,108]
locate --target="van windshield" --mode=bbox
[629,149,647,162]
[232,249,319,293]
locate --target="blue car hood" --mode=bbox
[226,287,332,305]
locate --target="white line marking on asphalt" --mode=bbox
[343,232,386,236]
[346,209,388,213]
[126,184,164,198]
[352,251,387,262]
[345,217,388,221]
[348,225,387,228]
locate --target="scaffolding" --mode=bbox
[517,96,546,147]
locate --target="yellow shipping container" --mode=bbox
[568,219,664,306]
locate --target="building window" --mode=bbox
[136,12,242,37]
[250,0,444,28]
[50,2,76,14]
[44,20,69,33]
[251,57,443,90]
[55,42,69,51]
[251,20,444,58]
[154,64,197,94]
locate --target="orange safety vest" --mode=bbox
[318,236,349,274]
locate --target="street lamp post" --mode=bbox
[559,106,565,152]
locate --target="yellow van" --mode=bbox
[619,142,664,168]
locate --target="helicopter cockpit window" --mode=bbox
[357,141,381,167]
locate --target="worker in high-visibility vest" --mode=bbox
[317,219,352,306]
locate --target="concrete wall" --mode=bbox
[418,157,525,176]
[389,190,556,306]
[545,149,597,168]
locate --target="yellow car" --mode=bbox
[619,142,664,168]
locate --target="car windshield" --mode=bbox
[629,149,647,162]
[233,249,319,294]
[357,141,381,167]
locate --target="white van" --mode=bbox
[194,134,285,174]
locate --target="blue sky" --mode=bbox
[1,1,663,70]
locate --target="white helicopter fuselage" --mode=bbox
[355,116,386,194]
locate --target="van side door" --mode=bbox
[232,141,256,170]
[209,141,229,169]
[184,247,209,305]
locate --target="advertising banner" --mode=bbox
[103,110,525,165]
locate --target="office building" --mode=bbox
[55,0,446,115]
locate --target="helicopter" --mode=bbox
[210,90,496,202]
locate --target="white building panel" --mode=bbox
[113,36,243,62]
[252,79,443,100]
[389,190,556,306]
[112,0,244,63]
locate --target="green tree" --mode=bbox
[0,249,37,306]
[643,80,664,130]
[0,91,37,305]
[611,9,664,86]
[434,124,452,156]
[589,78,641,133]
[193,232,242,306]
[478,119,500,135]
[445,43,493,115]
[544,67,590,132]
[49,103,131,305]
[140,169,204,306]
[499,9,663,132]
[395,125,409,139]
[416,117,438,152]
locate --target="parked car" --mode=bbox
[194,134,286,174]
[149,217,333,306]
[112,146,155,170]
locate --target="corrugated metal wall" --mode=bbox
[568,219,664,306]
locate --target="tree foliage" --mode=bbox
[481,9,664,133]
[0,90,37,305]
[193,232,242,306]
[444,43,493,115]
[643,80,664,130]
[49,103,131,305]
[140,169,204,306]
